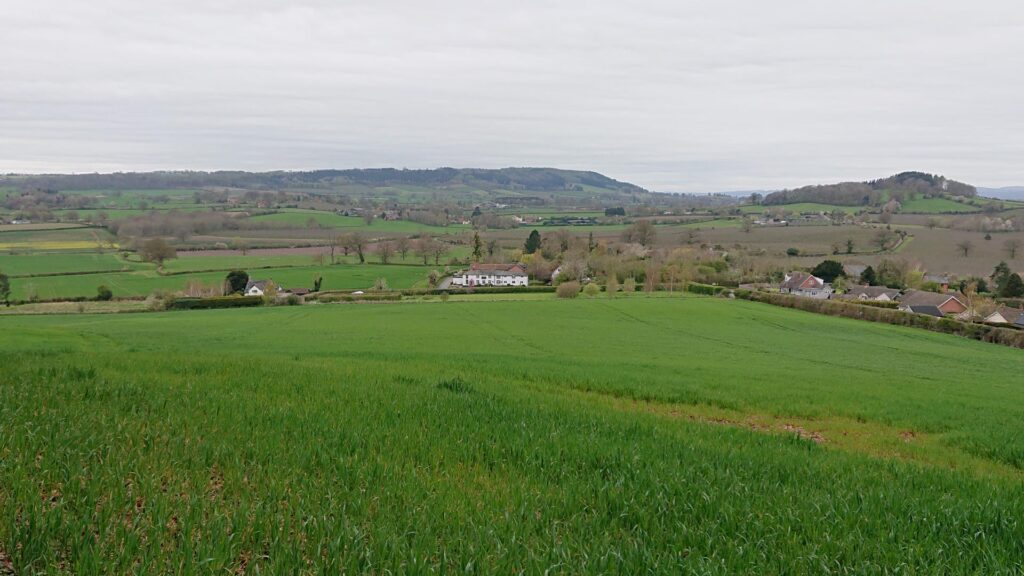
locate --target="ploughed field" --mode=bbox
[3,297,1024,573]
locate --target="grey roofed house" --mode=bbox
[837,285,901,301]
[1017,315,1024,328]
[985,306,1024,325]
[898,289,964,309]
[844,264,867,279]
[906,305,944,317]
[245,279,268,291]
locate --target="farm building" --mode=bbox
[779,272,832,299]
[898,290,968,318]
[836,285,901,302]
[451,263,529,287]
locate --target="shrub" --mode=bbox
[168,296,263,310]
[786,247,800,257]
[96,285,113,301]
[583,283,601,297]
[556,281,581,299]
[622,278,637,294]
[686,282,726,296]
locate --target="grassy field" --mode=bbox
[6,263,431,300]
[0,252,144,277]
[0,226,115,251]
[900,196,982,213]
[2,297,1023,573]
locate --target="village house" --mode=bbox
[451,263,529,287]
[779,272,833,299]
[835,285,901,302]
[904,305,945,318]
[923,274,951,293]
[898,290,969,318]
[244,280,271,296]
[984,306,1024,326]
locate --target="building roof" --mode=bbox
[841,285,901,299]
[781,272,824,291]
[899,289,964,309]
[844,264,867,278]
[906,305,944,317]
[467,263,527,275]
[245,280,269,291]
[986,306,1024,324]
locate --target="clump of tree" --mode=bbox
[0,271,10,307]
[225,270,250,294]
[622,221,657,247]
[992,262,1024,298]
[524,229,542,254]
[810,260,845,283]
[96,285,113,301]
[138,238,177,266]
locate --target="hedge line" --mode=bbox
[316,293,402,303]
[686,282,727,296]
[169,296,264,310]
[735,291,1024,349]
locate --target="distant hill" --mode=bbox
[978,186,1024,201]
[763,172,976,207]
[0,167,651,205]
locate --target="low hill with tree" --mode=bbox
[763,171,977,207]
[0,167,652,206]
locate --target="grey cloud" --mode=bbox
[2,0,1022,190]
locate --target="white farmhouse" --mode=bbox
[451,263,529,287]
[244,280,271,296]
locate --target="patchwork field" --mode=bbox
[2,297,1023,573]
[6,263,431,300]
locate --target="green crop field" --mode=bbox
[900,196,982,213]
[6,263,430,300]
[0,227,116,251]
[2,297,1024,573]
[0,252,145,277]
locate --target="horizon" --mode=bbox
[2,166,1020,195]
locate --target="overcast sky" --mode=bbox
[2,1,1022,191]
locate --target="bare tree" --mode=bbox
[362,211,374,226]
[956,240,974,257]
[345,232,367,264]
[741,217,753,233]
[328,234,343,264]
[415,237,432,265]
[376,240,395,264]
[430,239,447,265]
[396,236,411,261]
[622,220,657,247]
[874,229,895,251]
[138,238,177,267]
[1005,238,1021,259]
